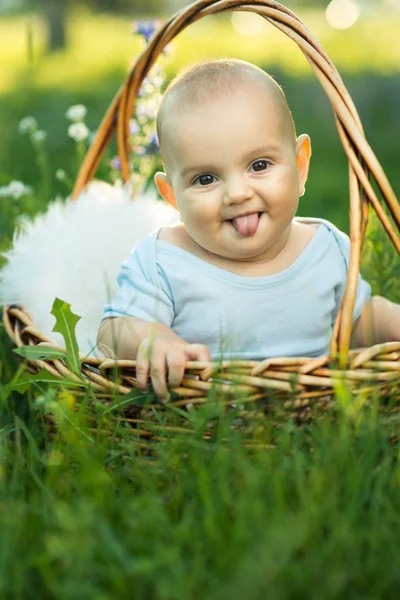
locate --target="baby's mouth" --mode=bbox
[228,212,261,237]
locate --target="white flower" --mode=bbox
[0,180,32,199]
[136,100,158,121]
[68,122,90,142]
[55,169,67,181]
[8,180,32,199]
[32,129,47,142]
[66,104,87,122]
[18,116,38,135]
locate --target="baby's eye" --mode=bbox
[250,160,270,172]
[193,174,216,186]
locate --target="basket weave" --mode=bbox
[3,0,400,442]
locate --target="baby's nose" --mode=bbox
[223,177,253,205]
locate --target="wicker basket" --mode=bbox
[3,0,400,447]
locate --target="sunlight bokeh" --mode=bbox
[326,0,360,30]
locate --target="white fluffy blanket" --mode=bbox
[0,181,180,356]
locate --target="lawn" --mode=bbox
[1,391,400,599]
[0,5,400,598]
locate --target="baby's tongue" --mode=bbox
[231,213,259,237]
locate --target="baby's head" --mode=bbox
[154,58,311,263]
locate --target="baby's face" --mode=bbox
[162,87,308,263]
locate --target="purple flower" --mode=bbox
[144,132,159,155]
[129,119,140,136]
[151,132,159,147]
[132,20,159,42]
[110,156,121,171]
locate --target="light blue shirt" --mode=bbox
[101,218,371,359]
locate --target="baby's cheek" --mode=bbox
[277,176,300,204]
[192,204,214,223]
[184,208,209,234]
[268,192,293,212]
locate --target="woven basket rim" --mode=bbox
[3,304,400,408]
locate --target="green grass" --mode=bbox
[0,378,400,599]
[1,6,400,597]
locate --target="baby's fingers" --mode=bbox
[149,350,170,402]
[185,343,212,363]
[136,339,169,401]
[166,348,186,389]
[136,341,150,392]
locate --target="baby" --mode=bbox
[97,58,400,400]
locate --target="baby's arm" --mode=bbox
[97,317,211,401]
[351,296,400,347]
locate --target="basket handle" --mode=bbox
[72,0,400,365]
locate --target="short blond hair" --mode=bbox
[156,58,296,155]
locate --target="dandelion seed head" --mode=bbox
[32,130,47,142]
[18,116,38,135]
[68,122,90,142]
[55,169,67,181]
[66,104,87,122]
[9,180,32,199]
[0,180,32,199]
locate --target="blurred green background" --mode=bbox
[0,0,399,240]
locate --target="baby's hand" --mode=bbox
[136,334,211,402]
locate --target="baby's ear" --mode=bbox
[296,134,312,197]
[154,172,178,209]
